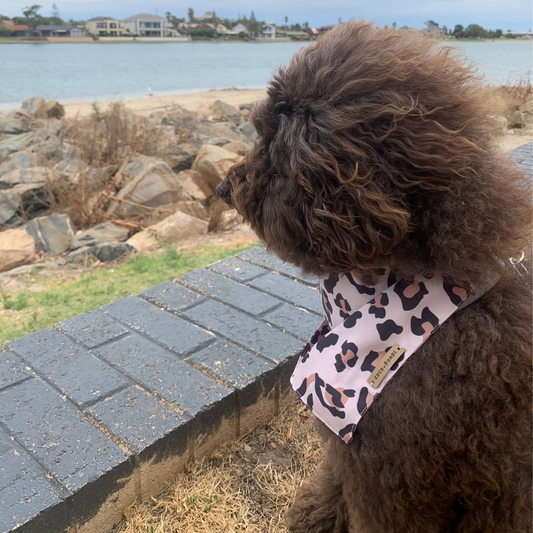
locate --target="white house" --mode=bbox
[232,23,248,35]
[122,14,178,37]
[262,22,277,39]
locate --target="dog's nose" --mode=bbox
[216,180,231,204]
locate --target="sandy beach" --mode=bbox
[63,88,268,118]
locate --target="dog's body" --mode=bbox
[217,21,532,532]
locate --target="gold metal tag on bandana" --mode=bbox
[368,344,405,388]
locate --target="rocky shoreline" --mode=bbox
[0,96,258,274]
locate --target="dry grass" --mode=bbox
[64,102,164,167]
[113,399,322,533]
[485,74,532,121]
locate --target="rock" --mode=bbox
[64,246,94,264]
[197,122,245,144]
[22,96,48,119]
[239,103,253,111]
[107,158,192,218]
[7,109,32,124]
[212,100,241,126]
[0,167,55,189]
[490,115,508,136]
[150,210,208,243]
[509,109,525,128]
[222,141,250,156]
[174,200,209,221]
[45,100,65,119]
[92,242,133,262]
[126,230,159,252]
[70,222,129,250]
[240,108,250,121]
[522,100,533,113]
[203,137,235,147]
[191,145,243,191]
[0,190,22,224]
[0,141,21,163]
[45,119,63,137]
[0,151,40,175]
[0,118,30,135]
[23,214,77,255]
[175,169,212,201]
[0,228,35,272]
[218,210,243,231]
[161,143,199,173]
[238,121,259,143]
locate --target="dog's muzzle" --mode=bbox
[216,179,232,206]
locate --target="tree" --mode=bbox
[49,3,63,24]
[22,4,43,34]
[284,16,288,24]
[211,10,220,30]
[304,21,309,30]
[51,3,59,18]
[392,22,397,29]
[424,20,439,29]
[187,7,194,23]
[248,10,260,37]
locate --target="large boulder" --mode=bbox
[23,214,77,255]
[0,141,21,164]
[238,121,259,143]
[175,169,212,202]
[0,151,40,176]
[0,118,30,135]
[0,190,22,225]
[107,158,193,218]
[70,222,129,250]
[174,200,209,221]
[126,230,159,252]
[509,109,525,129]
[490,115,508,136]
[45,100,65,119]
[191,145,243,191]
[222,141,250,156]
[22,96,48,119]
[149,210,208,243]
[161,143,199,173]
[196,122,245,145]
[211,100,241,126]
[0,228,35,272]
[0,167,55,189]
[7,109,32,124]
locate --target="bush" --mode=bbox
[190,28,215,39]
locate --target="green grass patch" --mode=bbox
[0,243,258,345]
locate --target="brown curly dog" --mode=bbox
[217,21,532,533]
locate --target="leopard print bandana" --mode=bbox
[290,272,469,444]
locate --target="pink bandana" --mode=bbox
[290,271,469,443]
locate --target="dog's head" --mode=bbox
[217,21,531,286]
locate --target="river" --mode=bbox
[0,40,531,109]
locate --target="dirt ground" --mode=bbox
[113,399,322,533]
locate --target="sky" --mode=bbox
[2,0,532,32]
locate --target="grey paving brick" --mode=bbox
[179,269,281,316]
[250,273,323,315]
[237,247,319,287]
[87,386,188,454]
[101,296,215,356]
[0,429,67,533]
[140,281,205,312]
[94,333,230,415]
[0,348,31,392]
[9,329,129,406]
[207,256,269,282]
[55,310,128,348]
[0,378,127,493]
[188,341,277,389]
[183,299,304,364]
[263,303,321,340]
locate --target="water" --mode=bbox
[0,40,531,108]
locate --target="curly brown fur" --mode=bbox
[217,20,532,533]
